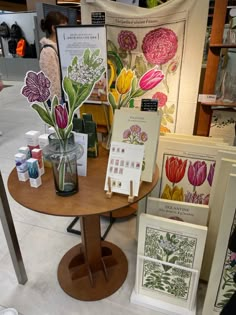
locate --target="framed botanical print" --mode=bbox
[132,214,207,311]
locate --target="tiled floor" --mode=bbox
[0,82,206,315]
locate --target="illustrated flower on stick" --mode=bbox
[161,157,187,201]
[108,67,164,111]
[21,48,105,191]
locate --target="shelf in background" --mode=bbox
[210,43,236,48]
[201,100,236,107]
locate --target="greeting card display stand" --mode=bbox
[130,256,199,315]
[106,177,142,203]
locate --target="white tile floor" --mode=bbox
[0,82,206,315]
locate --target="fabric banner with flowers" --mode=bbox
[80,0,209,134]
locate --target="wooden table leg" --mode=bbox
[57,214,128,301]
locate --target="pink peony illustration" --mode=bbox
[118,30,138,51]
[142,27,178,65]
[152,91,167,108]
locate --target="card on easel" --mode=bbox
[104,141,144,196]
[111,109,161,182]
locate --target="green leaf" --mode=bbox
[72,56,78,67]
[91,48,100,60]
[131,88,146,98]
[107,40,117,53]
[74,84,94,109]
[83,48,90,65]
[167,104,175,114]
[161,116,167,125]
[130,76,138,95]
[52,95,59,107]
[107,51,124,74]
[31,104,53,126]
[166,114,174,124]
[108,92,117,112]
[65,123,73,139]
[63,77,76,111]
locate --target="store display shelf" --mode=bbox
[201,100,236,107]
[210,43,236,48]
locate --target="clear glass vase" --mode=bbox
[47,133,79,196]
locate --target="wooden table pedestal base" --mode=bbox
[57,241,128,301]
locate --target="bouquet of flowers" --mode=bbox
[21,48,105,193]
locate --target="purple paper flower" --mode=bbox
[55,104,68,129]
[187,161,207,187]
[142,27,178,65]
[207,162,215,186]
[21,71,50,102]
[139,68,164,90]
[118,30,137,51]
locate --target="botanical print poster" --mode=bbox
[142,226,196,300]
[159,153,215,205]
[81,0,209,134]
[214,211,236,311]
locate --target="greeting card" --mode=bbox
[104,141,144,196]
[111,109,161,182]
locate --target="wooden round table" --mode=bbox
[8,146,158,301]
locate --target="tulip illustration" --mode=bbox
[165,157,187,185]
[55,104,68,129]
[116,68,134,94]
[207,162,215,186]
[187,161,207,190]
[108,66,164,112]
[139,68,164,90]
[161,184,183,201]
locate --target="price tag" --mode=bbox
[198,94,217,103]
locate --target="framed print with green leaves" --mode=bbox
[132,214,207,312]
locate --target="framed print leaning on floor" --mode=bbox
[133,214,207,310]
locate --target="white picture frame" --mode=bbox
[132,214,207,311]
[202,173,236,314]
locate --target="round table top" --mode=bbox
[8,146,159,217]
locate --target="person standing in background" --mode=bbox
[39,11,68,103]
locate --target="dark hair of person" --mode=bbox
[40,11,68,36]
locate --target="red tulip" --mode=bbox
[55,104,68,129]
[187,161,207,187]
[165,157,187,184]
[139,68,164,90]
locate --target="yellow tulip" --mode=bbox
[172,186,183,201]
[116,68,134,94]
[161,184,172,200]
[161,184,184,201]
[110,88,119,103]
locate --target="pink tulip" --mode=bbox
[187,161,207,187]
[139,68,164,90]
[55,104,68,129]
